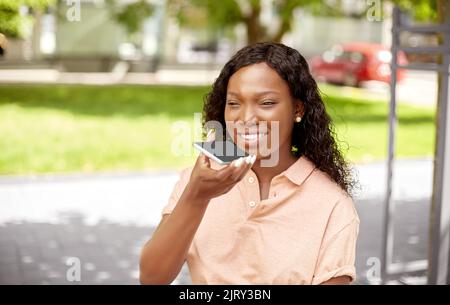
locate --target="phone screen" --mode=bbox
[193,140,248,164]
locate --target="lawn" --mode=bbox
[0,84,436,175]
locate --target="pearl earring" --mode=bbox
[295,116,302,123]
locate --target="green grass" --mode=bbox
[321,84,436,163]
[0,84,436,175]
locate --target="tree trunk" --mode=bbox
[271,18,292,43]
[243,2,294,44]
[244,3,265,44]
[437,0,449,22]
[31,10,43,60]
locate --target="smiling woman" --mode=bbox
[140,42,360,285]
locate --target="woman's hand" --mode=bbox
[140,150,256,284]
[185,153,256,205]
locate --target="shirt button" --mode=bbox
[248,177,255,184]
[249,201,256,207]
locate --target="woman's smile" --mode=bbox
[237,131,267,142]
[234,124,270,149]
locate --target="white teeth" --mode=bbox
[242,134,257,140]
[238,133,267,141]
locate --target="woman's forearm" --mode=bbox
[139,188,209,284]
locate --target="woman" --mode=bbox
[140,42,359,285]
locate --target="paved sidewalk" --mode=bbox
[0,159,433,284]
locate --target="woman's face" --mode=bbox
[224,62,302,161]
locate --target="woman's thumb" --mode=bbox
[198,153,211,168]
[206,129,216,142]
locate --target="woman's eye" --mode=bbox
[226,101,239,106]
[261,100,276,106]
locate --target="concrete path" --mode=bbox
[0,159,434,284]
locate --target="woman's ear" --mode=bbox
[294,100,305,117]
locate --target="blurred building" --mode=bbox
[1,0,165,72]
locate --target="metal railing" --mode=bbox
[382,6,450,285]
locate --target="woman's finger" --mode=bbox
[206,129,216,142]
[195,153,211,170]
[225,155,253,183]
[234,155,256,181]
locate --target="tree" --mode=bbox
[169,0,439,45]
[391,0,438,21]
[106,0,155,36]
[169,0,325,44]
[0,0,55,38]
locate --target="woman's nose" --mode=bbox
[239,105,258,125]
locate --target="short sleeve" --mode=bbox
[312,195,360,285]
[161,167,192,216]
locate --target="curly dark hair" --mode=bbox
[203,42,355,195]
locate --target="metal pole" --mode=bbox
[428,26,450,285]
[381,6,400,283]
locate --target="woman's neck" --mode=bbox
[251,145,299,185]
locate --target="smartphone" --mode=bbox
[193,140,248,165]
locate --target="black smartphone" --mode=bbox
[193,140,248,165]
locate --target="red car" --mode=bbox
[309,42,408,87]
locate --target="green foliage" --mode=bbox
[391,0,438,21]
[169,0,440,43]
[0,0,26,38]
[194,0,242,28]
[0,0,441,40]
[169,0,319,42]
[0,0,55,38]
[167,0,242,30]
[106,0,154,35]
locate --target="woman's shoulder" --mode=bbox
[301,159,346,196]
[305,162,359,223]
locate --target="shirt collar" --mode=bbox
[279,155,317,186]
[209,155,317,186]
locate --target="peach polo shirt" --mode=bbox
[161,156,360,284]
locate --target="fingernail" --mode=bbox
[234,157,244,167]
[251,155,257,164]
[245,155,252,164]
